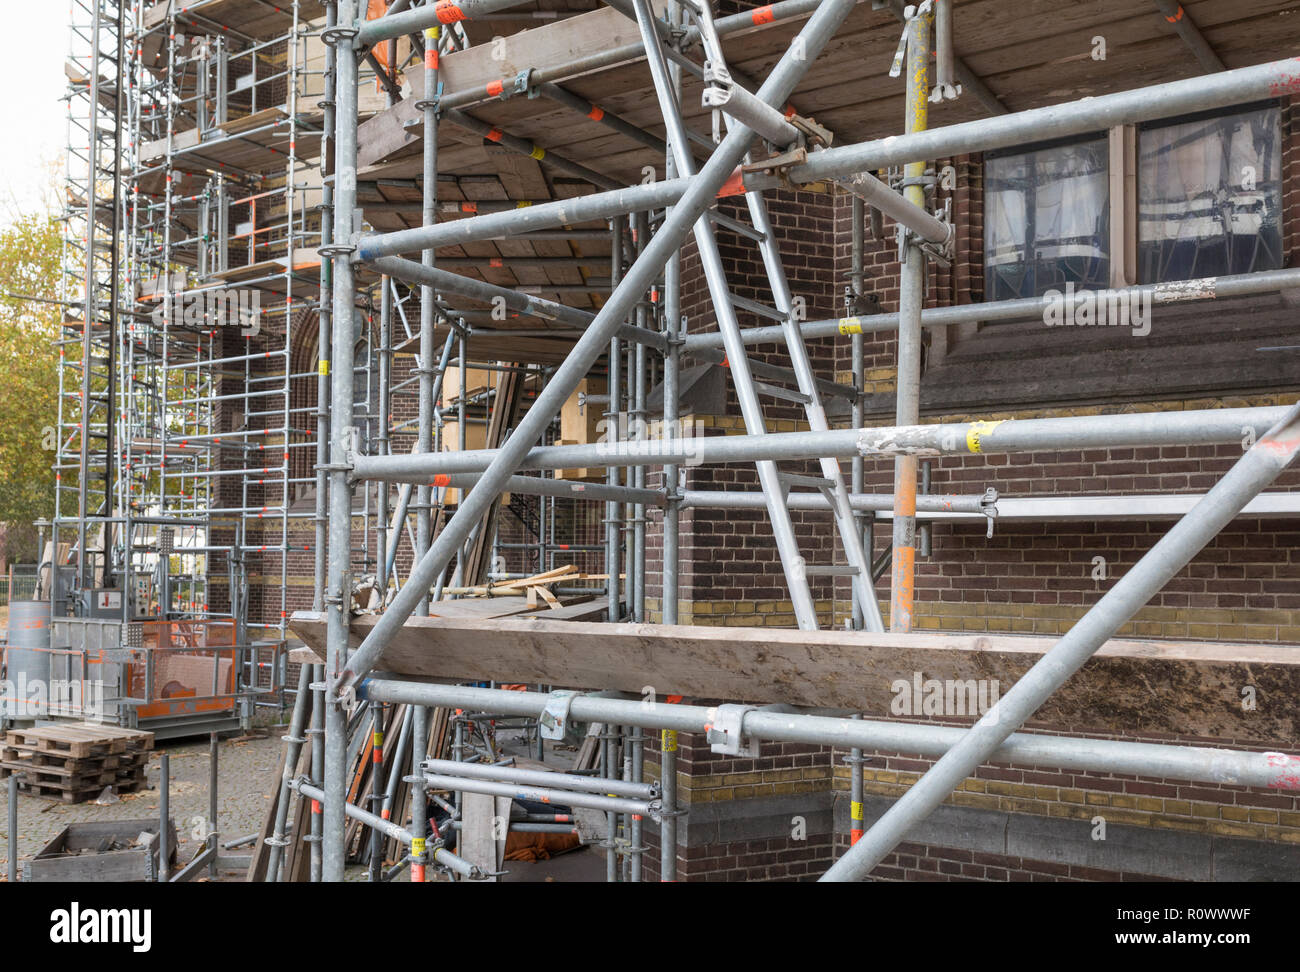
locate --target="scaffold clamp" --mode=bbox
[706,704,760,757]
[981,486,999,539]
[319,25,359,47]
[539,689,578,740]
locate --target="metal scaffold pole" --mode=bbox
[313,0,338,868]
[360,677,1300,794]
[313,3,336,617]
[351,406,1291,481]
[889,3,930,635]
[408,18,444,886]
[849,194,868,631]
[658,0,685,884]
[322,0,360,884]
[415,23,441,618]
[606,218,624,623]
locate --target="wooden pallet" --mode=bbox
[0,745,141,772]
[11,771,148,805]
[2,760,146,791]
[3,723,154,759]
[1,751,147,780]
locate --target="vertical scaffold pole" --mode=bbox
[658,0,684,884]
[313,0,336,614]
[408,22,442,884]
[322,0,359,884]
[889,6,931,634]
[849,195,867,630]
[606,219,623,622]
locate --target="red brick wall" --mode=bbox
[640,725,837,882]
[635,108,1300,881]
[852,842,1170,883]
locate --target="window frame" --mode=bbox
[983,131,1113,302]
[1132,99,1283,286]
[982,99,1285,296]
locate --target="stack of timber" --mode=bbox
[0,723,154,804]
[441,564,611,609]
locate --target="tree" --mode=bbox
[0,214,62,568]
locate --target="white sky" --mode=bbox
[0,6,73,221]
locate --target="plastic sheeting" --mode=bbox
[985,137,1110,301]
[1138,105,1281,283]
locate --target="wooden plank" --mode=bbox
[456,792,511,882]
[218,105,288,137]
[461,367,526,585]
[289,612,1300,743]
[358,6,656,169]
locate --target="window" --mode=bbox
[984,137,1110,300]
[1137,104,1282,282]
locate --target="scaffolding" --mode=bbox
[43,0,337,734]
[292,0,1300,883]
[41,0,617,741]
[36,0,1300,880]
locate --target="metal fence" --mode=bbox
[0,566,39,608]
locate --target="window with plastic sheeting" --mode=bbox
[1138,104,1282,283]
[984,137,1110,301]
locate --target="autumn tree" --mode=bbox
[0,214,61,568]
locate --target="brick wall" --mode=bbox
[632,107,1300,881]
[852,843,1168,883]
[640,725,837,882]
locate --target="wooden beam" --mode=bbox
[288,613,1300,743]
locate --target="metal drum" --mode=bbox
[3,601,51,718]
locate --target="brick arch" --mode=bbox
[289,307,321,501]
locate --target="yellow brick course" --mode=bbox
[824,768,1300,843]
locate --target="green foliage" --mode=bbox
[0,214,62,536]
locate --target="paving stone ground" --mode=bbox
[1,728,285,882]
